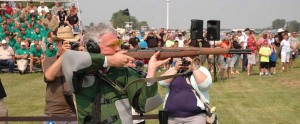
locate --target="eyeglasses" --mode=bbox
[107,40,123,49]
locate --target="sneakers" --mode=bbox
[260,72,264,76]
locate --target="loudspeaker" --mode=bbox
[207,20,220,41]
[190,19,203,40]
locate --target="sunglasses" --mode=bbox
[107,40,123,48]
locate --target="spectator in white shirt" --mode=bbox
[37,1,49,16]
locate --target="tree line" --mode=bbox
[272,19,300,32]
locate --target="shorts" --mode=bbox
[260,62,269,69]
[229,54,240,67]
[220,56,231,69]
[281,52,290,62]
[269,61,276,67]
[290,52,298,60]
[247,54,256,65]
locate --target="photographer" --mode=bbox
[62,24,170,124]
[143,27,161,48]
[43,26,79,124]
[159,57,212,124]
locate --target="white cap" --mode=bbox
[30,10,35,13]
[277,28,284,33]
[1,40,7,44]
[21,42,26,46]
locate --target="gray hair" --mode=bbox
[84,23,117,44]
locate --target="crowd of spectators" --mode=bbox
[119,27,299,80]
[0,1,80,74]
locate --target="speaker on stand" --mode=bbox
[207,20,220,82]
[190,19,203,47]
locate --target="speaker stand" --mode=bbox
[213,40,218,82]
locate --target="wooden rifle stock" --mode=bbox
[124,47,251,59]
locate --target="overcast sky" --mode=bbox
[78,0,300,30]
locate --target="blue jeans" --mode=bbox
[242,54,248,71]
[73,25,80,32]
[0,59,14,73]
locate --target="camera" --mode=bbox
[181,58,191,66]
[69,42,79,50]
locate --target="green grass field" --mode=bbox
[1,58,300,124]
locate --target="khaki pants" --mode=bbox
[17,59,28,72]
[0,99,8,124]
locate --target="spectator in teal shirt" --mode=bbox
[15,42,29,74]
[7,18,15,33]
[45,43,57,58]
[30,44,44,73]
[17,28,29,41]
[30,27,43,42]
[27,11,38,26]
[34,19,44,31]
[25,23,35,39]
[13,36,22,51]
[8,33,16,48]
[40,23,51,38]
[0,10,11,23]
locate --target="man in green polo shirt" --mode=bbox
[7,18,15,33]
[0,29,9,41]
[30,27,43,42]
[8,33,16,48]
[17,28,29,41]
[30,44,44,73]
[26,23,35,40]
[41,23,51,38]
[15,42,29,74]
[13,36,23,51]
[45,43,57,58]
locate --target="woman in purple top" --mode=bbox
[159,57,212,124]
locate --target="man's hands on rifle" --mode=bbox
[107,51,135,68]
[147,51,171,78]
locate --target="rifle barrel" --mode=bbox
[124,47,251,60]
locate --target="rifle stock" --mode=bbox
[124,47,251,60]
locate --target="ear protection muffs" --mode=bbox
[86,39,100,53]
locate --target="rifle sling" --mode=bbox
[121,70,192,92]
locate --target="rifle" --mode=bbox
[125,47,251,59]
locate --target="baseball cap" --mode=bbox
[21,42,26,46]
[277,28,284,33]
[40,1,44,3]
[30,10,35,13]
[1,40,7,44]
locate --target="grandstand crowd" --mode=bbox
[0,1,299,79]
[0,1,80,74]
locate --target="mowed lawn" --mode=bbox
[1,58,300,124]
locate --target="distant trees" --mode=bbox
[271,19,300,32]
[272,19,286,29]
[286,20,300,32]
[110,10,148,30]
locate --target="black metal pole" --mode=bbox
[213,40,217,82]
